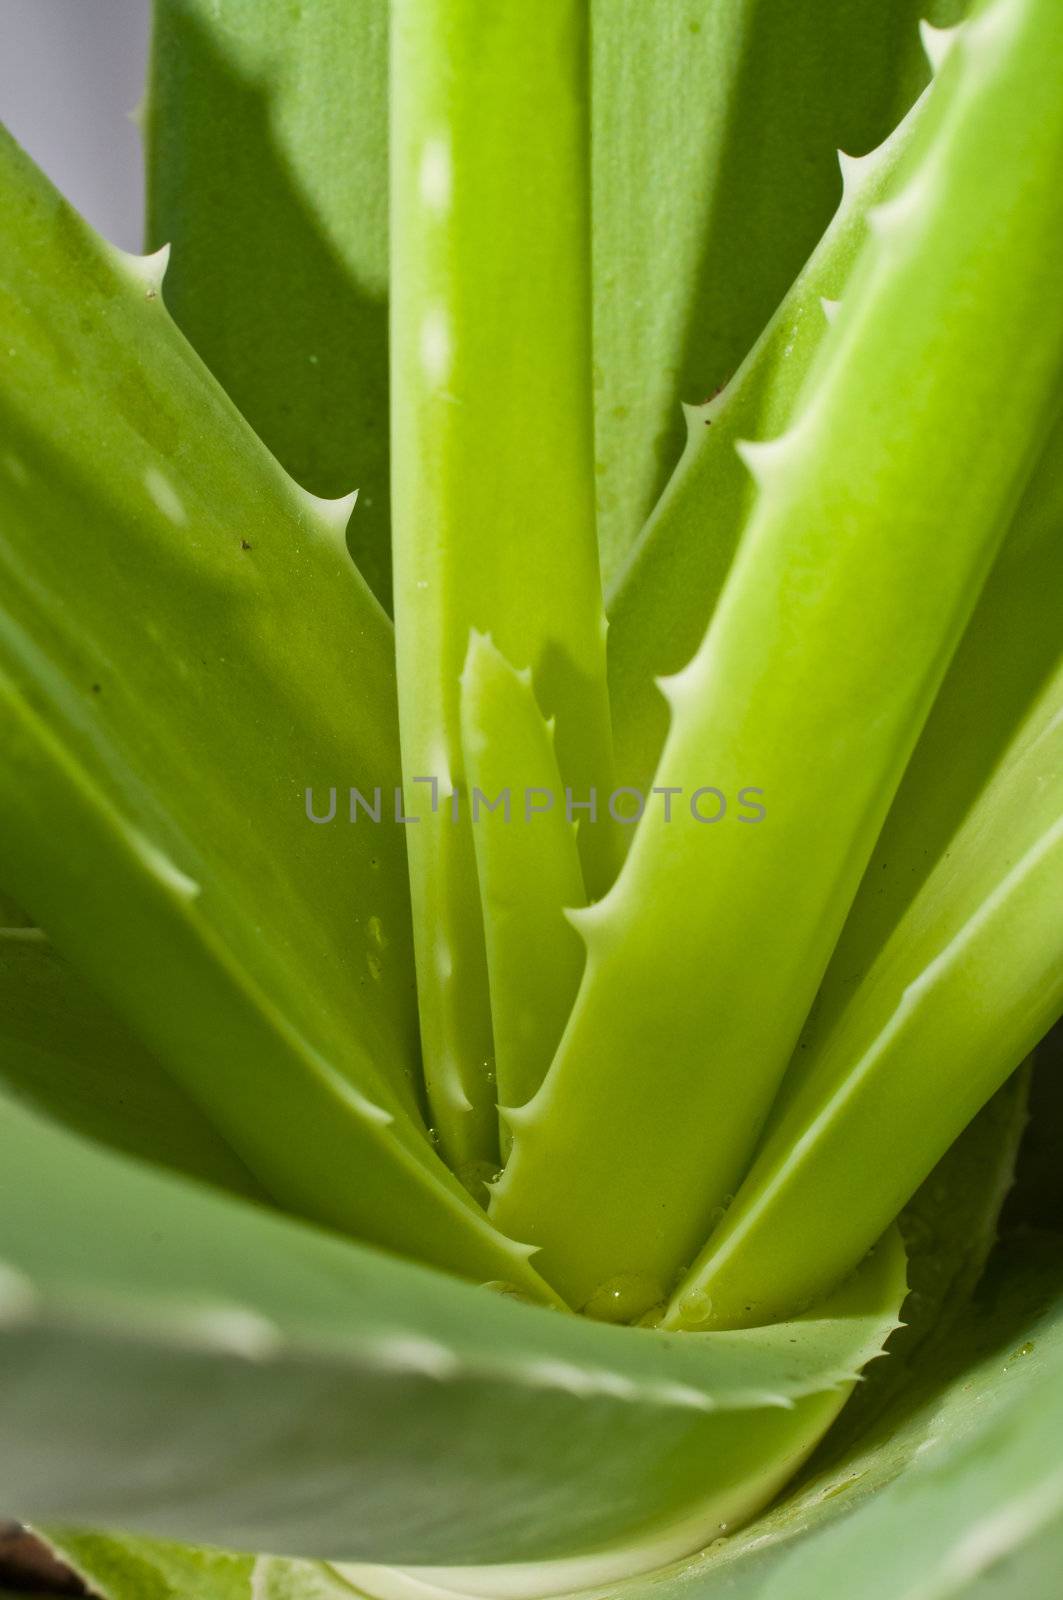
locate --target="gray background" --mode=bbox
[0,0,151,249]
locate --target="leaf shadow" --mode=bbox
[640,0,967,531]
[146,5,392,608]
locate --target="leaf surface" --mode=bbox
[672,422,1063,1326]
[0,124,550,1297]
[589,0,968,585]
[459,634,587,1151]
[148,0,392,605]
[390,0,616,1170]
[0,1096,904,1572]
[26,1215,1063,1600]
[492,0,1063,1316]
[607,75,930,794]
[0,928,261,1198]
[556,1239,1063,1600]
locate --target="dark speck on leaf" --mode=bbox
[240,539,253,551]
[91,683,101,694]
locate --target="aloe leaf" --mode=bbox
[832,1070,1030,1445]
[0,124,553,1297]
[0,928,261,1198]
[545,1239,1063,1600]
[491,0,1063,1318]
[773,1390,1063,1600]
[459,633,587,1155]
[617,240,1061,1325]
[259,1556,337,1600]
[589,0,967,586]
[33,1244,1060,1600]
[673,418,1063,1329]
[147,0,392,606]
[670,612,1063,1329]
[606,30,1060,1059]
[390,0,616,1172]
[801,413,1063,1044]
[720,1254,1063,1600]
[0,1095,904,1574]
[607,67,936,795]
[25,1244,1063,1600]
[27,1528,253,1600]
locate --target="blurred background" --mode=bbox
[0,0,150,249]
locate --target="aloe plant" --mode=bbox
[0,0,1061,1597]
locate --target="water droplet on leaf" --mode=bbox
[581,1274,664,1324]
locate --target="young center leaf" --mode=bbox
[389,0,616,1173]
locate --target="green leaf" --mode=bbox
[803,414,1063,1045]
[37,1528,253,1600]
[0,124,552,1299]
[608,108,1062,1280]
[147,0,392,606]
[544,1238,1063,1600]
[459,633,587,1154]
[0,1095,905,1575]
[830,1069,1031,1445]
[672,438,1063,1327]
[589,0,968,586]
[390,0,616,1171]
[607,66,933,795]
[19,1246,1059,1600]
[0,927,261,1198]
[491,0,1063,1318]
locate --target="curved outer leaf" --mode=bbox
[390,0,616,1172]
[491,0,1063,1317]
[589,0,967,586]
[28,1240,1063,1600]
[0,927,261,1198]
[0,125,552,1299]
[539,1240,1063,1600]
[459,633,587,1150]
[12,1084,1024,1600]
[31,1244,1063,1598]
[0,1095,904,1574]
[147,0,392,606]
